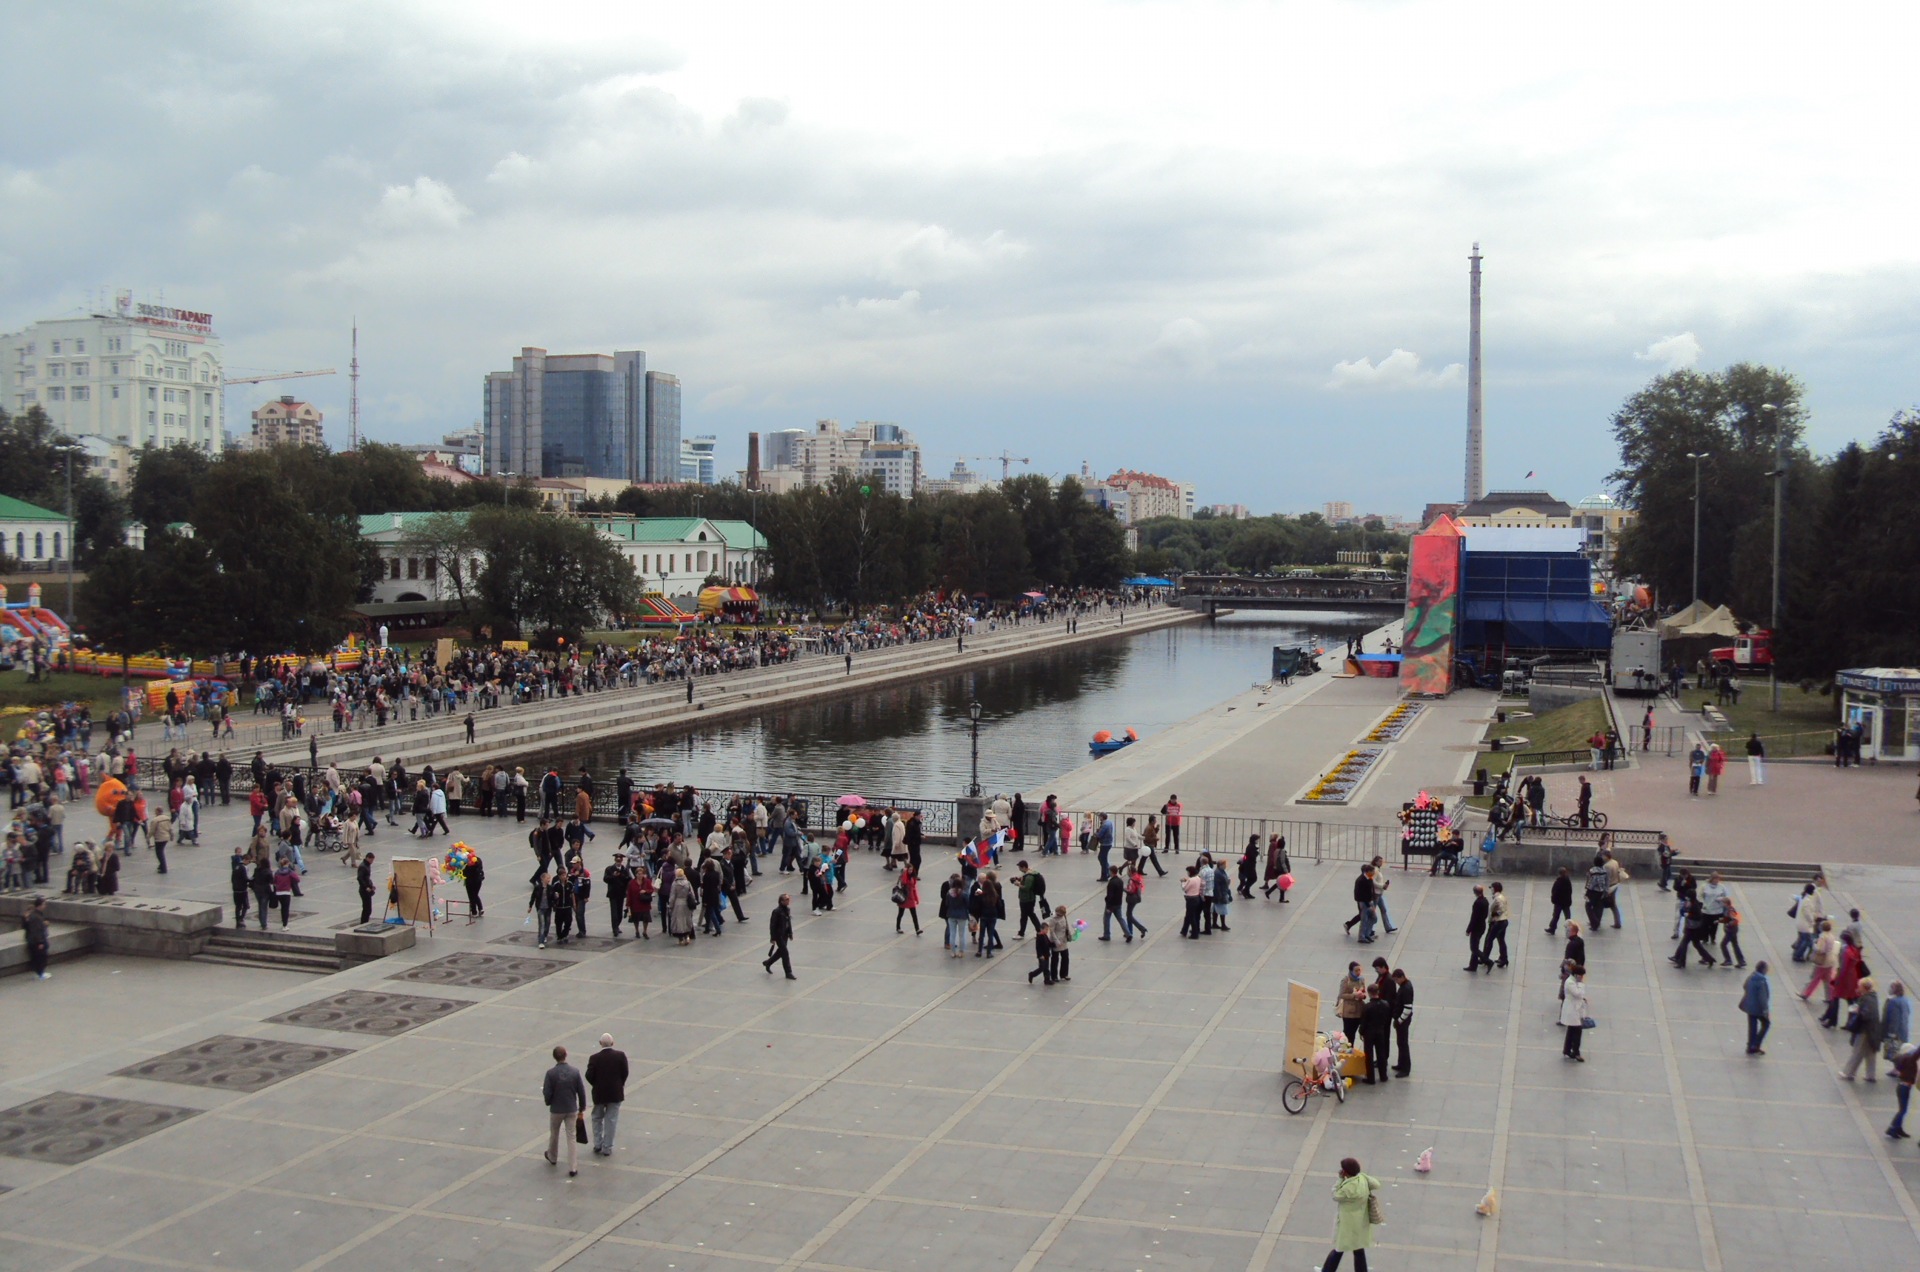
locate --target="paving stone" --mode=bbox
[265,988,473,1037]
[387,950,571,990]
[110,1034,352,1093]
[0,1092,199,1166]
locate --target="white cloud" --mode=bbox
[371,176,469,231]
[1146,317,1214,374]
[1635,331,1702,371]
[486,152,535,185]
[880,226,1026,288]
[1327,349,1464,390]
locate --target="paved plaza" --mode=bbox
[5,791,1920,1271]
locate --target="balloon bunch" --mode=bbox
[840,817,867,831]
[443,842,476,883]
[1071,919,1087,941]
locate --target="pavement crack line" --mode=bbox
[1740,881,1920,1249]
[524,868,1148,1272]
[991,863,1354,1272]
[1242,870,1434,1271]
[1629,883,1725,1272]
[1473,874,1532,1272]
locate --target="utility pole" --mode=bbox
[1764,403,1783,712]
[349,320,360,450]
[63,453,73,622]
[1687,451,1709,603]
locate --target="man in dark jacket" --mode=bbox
[1390,969,1415,1076]
[584,1034,629,1157]
[215,751,233,804]
[22,896,51,980]
[541,1044,587,1176]
[763,892,795,978]
[604,855,632,937]
[1465,885,1490,971]
[1345,866,1378,942]
[1099,870,1125,941]
[356,852,377,924]
[1360,986,1394,1084]
[1546,867,1574,936]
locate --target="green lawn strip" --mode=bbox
[0,668,128,719]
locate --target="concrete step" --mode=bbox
[1684,857,1818,884]
[198,929,342,973]
[191,951,336,974]
[0,920,97,976]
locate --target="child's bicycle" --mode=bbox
[1281,1040,1353,1114]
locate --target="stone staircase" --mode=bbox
[1683,856,1817,885]
[193,928,342,974]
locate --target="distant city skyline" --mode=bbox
[3,4,1913,510]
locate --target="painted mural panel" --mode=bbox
[1399,516,1463,695]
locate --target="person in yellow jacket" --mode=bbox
[1318,1156,1381,1271]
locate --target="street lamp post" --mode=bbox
[1762,403,1783,712]
[500,472,516,506]
[967,700,983,798]
[1685,451,1710,603]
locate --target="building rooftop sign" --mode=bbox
[111,292,215,336]
[1835,668,1920,696]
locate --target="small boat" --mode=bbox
[1089,727,1140,758]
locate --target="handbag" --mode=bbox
[1366,1189,1385,1226]
[1581,1016,1597,1030]
[574,1112,588,1144]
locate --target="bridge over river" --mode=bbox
[1175,574,1406,617]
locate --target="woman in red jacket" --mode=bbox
[1822,932,1865,1029]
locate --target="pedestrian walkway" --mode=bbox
[5,791,1916,1271]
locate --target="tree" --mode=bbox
[0,405,126,563]
[1610,364,1808,612]
[127,443,212,530]
[465,505,637,644]
[188,451,368,651]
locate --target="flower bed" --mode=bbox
[1359,700,1425,744]
[1299,746,1386,804]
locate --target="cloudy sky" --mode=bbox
[4,1,1917,514]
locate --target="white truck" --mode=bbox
[1609,628,1662,697]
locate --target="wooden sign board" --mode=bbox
[1285,979,1322,1080]
[391,857,434,924]
[435,637,455,666]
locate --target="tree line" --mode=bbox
[1130,511,1409,576]
[0,406,1136,653]
[1609,363,1916,679]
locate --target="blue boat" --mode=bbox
[1090,728,1139,757]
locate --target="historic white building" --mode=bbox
[3,294,225,454]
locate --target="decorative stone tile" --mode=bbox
[265,989,471,1037]
[112,1034,352,1093]
[490,930,618,953]
[0,1092,199,1166]
[388,951,568,991]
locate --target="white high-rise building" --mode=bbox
[679,434,718,485]
[758,419,923,497]
[3,293,225,453]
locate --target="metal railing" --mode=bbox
[126,763,961,840]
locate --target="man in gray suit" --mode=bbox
[542,1044,587,1177]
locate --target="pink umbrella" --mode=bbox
[836,794,868,808]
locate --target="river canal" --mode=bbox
[568,613,1382,799]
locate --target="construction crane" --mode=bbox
[221,368,336,387]
[967,450,1032,482]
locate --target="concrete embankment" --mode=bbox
[1027,614,1489,831]
[242,604,1201,775]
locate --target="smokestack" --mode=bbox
[1464,243,1484,503]
[746,432,761,491]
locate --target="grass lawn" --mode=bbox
[0,668,129,719]
[1680,680,1837,740]
[1474,694,1612,784]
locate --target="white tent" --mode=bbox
[1676,605,1742,639]
[1656,599,1713,637]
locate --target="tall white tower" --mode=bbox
[1464,243,1485,503]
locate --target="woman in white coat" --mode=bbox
[1560,964,1590,1061]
